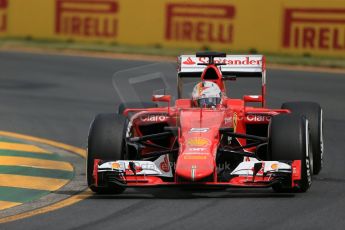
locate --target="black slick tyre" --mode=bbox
[269,114,312,193]
[282,102,323,174]
[87,113,127,194]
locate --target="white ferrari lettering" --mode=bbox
[189,128,209,133]
[188,147,207,151]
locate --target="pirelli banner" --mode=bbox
[2,0,345,57]
[0,0,7,35]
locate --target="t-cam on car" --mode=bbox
[87,52,323,194]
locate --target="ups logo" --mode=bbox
[282,8,345,51]
[0,0,7,32]
[165,3,236,44]
[55,0,119,38]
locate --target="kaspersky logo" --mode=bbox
[55,0,119,38]
[183,57,196,65]
[165,3,236,44]
[0,0,7,32]
[282,8,345,51]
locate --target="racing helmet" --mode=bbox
[192,81,222,108]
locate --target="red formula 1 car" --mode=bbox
[87,52,323,194]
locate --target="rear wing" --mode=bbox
[178,54,265,80]
[177,54,267,106]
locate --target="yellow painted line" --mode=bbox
[0,201,22,211]
[0,174,69,191]
[0,142,50,154]
[0,130,90,224]
[0,189,92,224]
[0,131,86,158]
[0,156,73,171]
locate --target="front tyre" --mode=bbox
[282,102,323,174]
[269,114,312,193]
[87,113,127,194]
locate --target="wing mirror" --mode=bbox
[152,95,171,103]
[243,95,263,103]
[152,95,171,113]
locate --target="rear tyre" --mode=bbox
[87,113,127,194]
[282,102,323,174]
[269,114,312,193]
[118,102,157,115]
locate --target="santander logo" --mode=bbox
[182,56,261,66]
[199,56,261,65]
[183,57,196,65]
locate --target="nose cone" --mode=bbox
[175,155,214,181]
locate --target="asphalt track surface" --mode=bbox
[0,51,345,229]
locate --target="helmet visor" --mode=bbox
[197,97,221,108]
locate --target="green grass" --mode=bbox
[0,186,49,203]
[0,150,64,161]
[0,166,73,180]
[1,37,345,69]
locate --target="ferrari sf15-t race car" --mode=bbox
[87,52,323,194]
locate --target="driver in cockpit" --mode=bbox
[192,81,222,108]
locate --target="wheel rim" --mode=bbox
[320,109,324,167]
[305,119,312,186]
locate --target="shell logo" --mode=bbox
[111,162,121,169]
[187,137,210,147]
[271,163,278,170]
[184,155,207,160]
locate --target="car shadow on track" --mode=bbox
[83,188,295,199]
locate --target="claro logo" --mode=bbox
[282,8,345,51]
[165,3,235,44]
[246,115,271,122]
[140,114,168,122]
[0,0,8,32]
[55,0,119,38]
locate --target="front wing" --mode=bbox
[92,157,302,189]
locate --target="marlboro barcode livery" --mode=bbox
[87,52,324,194]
